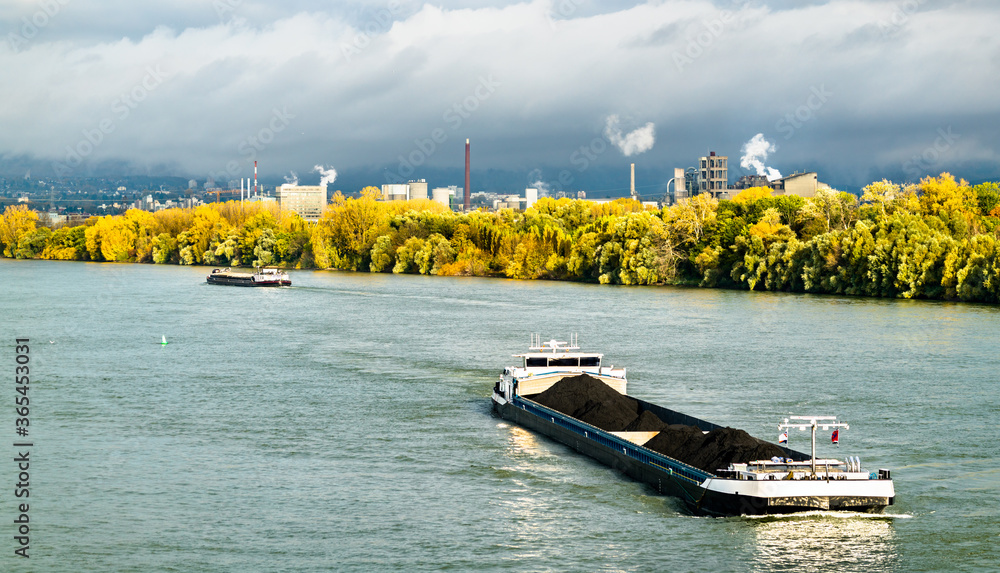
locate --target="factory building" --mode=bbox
[699,151,728,198]
[381,183,409,201]
[733,174,772,190]
[769,172,830,198]
[277,184,327,221]
[381,180,430,202]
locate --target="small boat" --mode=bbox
[206,267,291,287]
[491,335,895,516]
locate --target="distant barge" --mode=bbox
[491,336,895,516]
[206,267,291,287]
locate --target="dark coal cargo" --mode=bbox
[530,374,786,474]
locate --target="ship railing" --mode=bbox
[513,396,714,486]
[515,368,623,380]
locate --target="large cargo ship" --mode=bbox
[491,336,895,516]
[206,267,291,287]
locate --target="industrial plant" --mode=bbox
[370,141,833,214]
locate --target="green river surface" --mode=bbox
[1,259,998,572]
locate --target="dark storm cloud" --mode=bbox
[1,0,998,190]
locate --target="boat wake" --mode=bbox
[741,510,913,521]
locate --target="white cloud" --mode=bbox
[0,0,997,186]
[604,115,656,157]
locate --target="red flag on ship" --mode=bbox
[832,429,839,444]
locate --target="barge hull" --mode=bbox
[495,398,713,513]
[493,396,891,516]
[206,276,290,287]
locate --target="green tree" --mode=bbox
[15,227,52,259]
[253,228,277,267]
[393,236,425,274]
[369,235,394,272]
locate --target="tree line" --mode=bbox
[3,174,1000,302]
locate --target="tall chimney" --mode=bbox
[254,160,258,196]
[630,163,636,201]
[464,139,471,211]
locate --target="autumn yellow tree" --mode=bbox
[85,215,137,262]
[0,205,39,258]
[918,173,973,217]
[664,193,718,246]
[313,187,389,270]
[731,186,774,204]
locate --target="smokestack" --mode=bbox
[630,163,636,201]
[254,160,258,196]
[464,139,471,211]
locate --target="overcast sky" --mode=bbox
[2,0,999,193]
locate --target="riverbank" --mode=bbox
[3,173,999,302]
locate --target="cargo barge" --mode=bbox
[206,267,291,287]
[491,336,895,516]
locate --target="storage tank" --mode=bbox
[408,179,428,200]
[432,187,451,207]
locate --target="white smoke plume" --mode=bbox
[604,115,656,157]
[313,164,337,187]
[740,133,782,181]
[530,179,551,198]
[284,171,298,185]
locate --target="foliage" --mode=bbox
[6,174,1000,303]
[0,205,40,258]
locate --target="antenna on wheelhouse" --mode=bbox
[567,333,579,350]
[529,333,541,350]
[778,416,850,475]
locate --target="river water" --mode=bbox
[1,259,998,572]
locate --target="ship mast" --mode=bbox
[778,416,850,475]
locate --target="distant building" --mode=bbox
[525,188,538,210]
[381,183,409,201]
[684,169,699,197]
[494,195,523,210]
[669,167,688,205]
[36,211,66,226]
[699,151,728,198]
[733,174,772,190]
[577,190,586,200]
[770,172,830,198]
[408,179,428,200]
[277,184,327,221]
